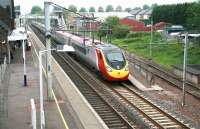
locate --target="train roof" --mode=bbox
[56,31,121,51]
[96,44,121,51]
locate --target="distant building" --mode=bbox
[154,22,168,30]
[129,9,152,20]
[128,9,141,19]
[80,12,134,22]
[165,25,184,34]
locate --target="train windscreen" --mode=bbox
[104,51,126,70]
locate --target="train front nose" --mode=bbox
[107,69,129,80]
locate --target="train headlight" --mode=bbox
[106,66,112,72]
[125,65,129,71]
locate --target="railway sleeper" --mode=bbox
[108,123,128,127]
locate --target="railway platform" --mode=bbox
[0,31,108,129]
[0,48,66,129]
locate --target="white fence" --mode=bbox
[0,56,7,82]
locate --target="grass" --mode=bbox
[111,32,200,69]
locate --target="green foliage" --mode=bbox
[105,16,120,28]
[79,7,87,12]
[112,25,130,38]
[126,32,150,38]
[30,6,43,15]
[151,3,158,9]
[98,16,119,36]
[97,23,108,37]
[152,3,194,27]
[125,8,131,12]
[106,5,114,12]
[186,2,200,30]
[134,7,141,10]
[89,7,95,12]
[68,5,77,12]
[115,5,122,12]
[112,32,200,68]
[98,7,104,12]
[143,4,150,9]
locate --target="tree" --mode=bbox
[89,7,95,12]
[125,8,132,12]
[134,7,141,10]
[79,7,87,12]
[98,6,104,12]
[186,2,200,30]
[112,25,130,38]
[152,3,193,26]
[105,16,120,28]
[106,5,114,12]
[151,3,158,9]
[30,6,42,15]
[115,5,122,12]
[143,4,150,9]
[68,5,77,12]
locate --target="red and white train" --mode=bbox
[32,22,129,81]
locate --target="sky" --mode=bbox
[14,0,197,14]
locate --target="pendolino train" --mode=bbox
[32,22,129,81]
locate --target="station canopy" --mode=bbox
[8,27,27,41]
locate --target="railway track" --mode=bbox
[104,82,191,129]
[126,53,200,99]
[30,24,141,129]
[30,24,192,129]
[53,52,135,129]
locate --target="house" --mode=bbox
[129,9,141,19]
[81,12,134,22]
[129,9,152,20]
[154,22,168,30]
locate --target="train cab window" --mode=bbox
[104,51,126,69]
[106,52,124,62]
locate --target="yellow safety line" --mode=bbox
[51,89,70,129]
[29,31,70,129]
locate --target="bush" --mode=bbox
[126,32,150,38]
[112,25,130,38]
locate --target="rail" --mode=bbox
[126,52,200,99]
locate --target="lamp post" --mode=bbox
[22,37,27,86]
[39,49,55,129]
[182,32,188,107]
[150,19,153,58]
[45,1,53,100]
[39,45,74,129]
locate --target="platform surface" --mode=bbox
[0,49,66,129]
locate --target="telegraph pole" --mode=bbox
[150,19,153,58]
[45,1,53,101]
[182,32,188,107]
